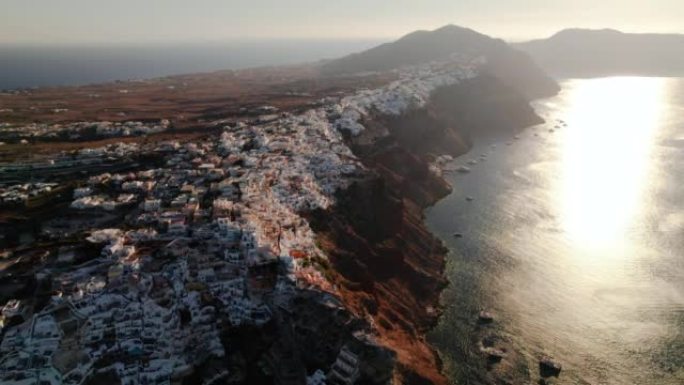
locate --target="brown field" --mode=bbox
[0,64,393,126]
[0,130,213,162]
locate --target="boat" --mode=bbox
[483,347,507,361]
[478,310,494,323]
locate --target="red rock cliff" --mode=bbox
[309,75,545,384]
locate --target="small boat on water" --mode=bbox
[456,166,471,173]
[453,232,463,238]
[465,196,474,202]
[478,310,494,323]
[483,347,507,362]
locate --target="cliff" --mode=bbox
[308,74,545,384]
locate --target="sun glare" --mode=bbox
[558,77,667,252]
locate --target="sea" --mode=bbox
[0,39,383,90]
[428,77,684,384]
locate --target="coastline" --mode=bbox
[310,75,548,383]
[0,62,554,384]
[424,77,684,385]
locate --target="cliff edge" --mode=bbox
[309,73,544,383]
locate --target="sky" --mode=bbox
[2,0,682,45]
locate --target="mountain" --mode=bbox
[321,25,560,99]
[515,28,684,77]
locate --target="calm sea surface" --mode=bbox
[428,77,684,384]
[0,39,383,90]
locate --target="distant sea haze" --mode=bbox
[0,39,384,90]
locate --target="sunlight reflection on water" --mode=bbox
[428,77,684,385]
[558,77,666,253]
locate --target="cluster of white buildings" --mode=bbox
[75,142,140,158]
[0,142,141,177]
[0,313,63,385]
[0,182,59,206]
[332,55,483,135]
[0,56,485,385]
[70,193,137,211]
[0,120,170,141]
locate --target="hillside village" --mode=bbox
[0,56,481,385]
[0,120,171,144]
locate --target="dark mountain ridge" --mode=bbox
[515,28,684,77]
[321,25,560,99]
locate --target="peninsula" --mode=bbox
[0,25,557,385]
